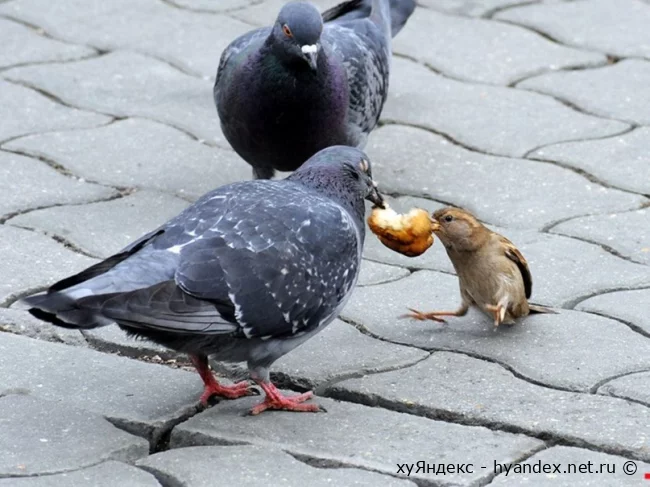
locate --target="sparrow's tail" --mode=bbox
[529,304,558,315]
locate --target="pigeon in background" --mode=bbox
[214,0,416,179]
[23,146,385,415]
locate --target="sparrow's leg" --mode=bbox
[190,354,256,405]
[400,302,469,323]
[485,297,509,328]
[248,367,323,415]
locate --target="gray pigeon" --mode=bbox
[23,146,385,415]
[214,0,416,180]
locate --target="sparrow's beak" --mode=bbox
[430,218,441,232]
[367,180,385,209]
[301,44,319,71]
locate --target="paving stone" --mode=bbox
[530,127,650,196]
[0,461,161,487]
[0,308,86,346]
[0,80,110,142]
[0,225,97,306]
[366,125,644,229]
[0,394,148,477]
[211,319,428,390]
[518,60,650,126]
[82,326,180,361]
[167,0,259,12]
[358,259,410,286]
[380,58,628,158]
[0,332,202,440]
[418,0,531,17]
[232,0,341,25]
[3,52,228,147]
[138,445,416,487]
[598,372,650,408]
[340,271,650,391]
[328,353,650,461]
[0,151,116,221]
[171,395,544,486]
[576,289,650,336]
[496,0,650,59]
[5,119,250,199]
[10,190,190,258]
[0,17,95,69]
[490,446,650,485]
[0,0,252,78]
[551,208,650,265]
[393,8,604,85]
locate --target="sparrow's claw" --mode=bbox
[400,308,448,323]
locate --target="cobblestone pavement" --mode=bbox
[1,0,649,485]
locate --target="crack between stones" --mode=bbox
[563,285,650,310]
[6,223,102,259]
[337,316,585,394]
[0,459,110,480]
[357,266,412,288]
[0,51,102,73]
[0,13,100,49]
[0,284,49,308]
[579,310,650,341]
[156,0,264,16]
[0,116,116,148]
[324,385,649,464]
[481,1,540,19]
[589,368,650,395]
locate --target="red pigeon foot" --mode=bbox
[191,354,256,405]
[249,381,323,415]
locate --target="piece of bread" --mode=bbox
[368,205,434,257]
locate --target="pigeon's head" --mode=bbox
[272,2,323,71]
[291,146,386,211]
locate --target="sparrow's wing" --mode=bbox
[500,236,532,299]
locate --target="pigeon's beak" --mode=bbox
[301,44,319,71]
[367,180,385,209]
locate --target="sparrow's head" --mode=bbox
[272,1,323,71]
[431,207,488,252]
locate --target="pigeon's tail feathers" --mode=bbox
[322,0,414,38]
[23,291,112,329]
[385,0,416,37]
[322,0,366,22]
[370,0,392,38]
[528,304,558,315]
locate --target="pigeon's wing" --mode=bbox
[75,186,361,339]
[322,0,416,37]
[323,17,391,140]
[500,236,532,299]
[214,27,270,93]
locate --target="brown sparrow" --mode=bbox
[403,207,554,327]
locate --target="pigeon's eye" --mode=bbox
[444,215,453,223]
[282,24,293,38]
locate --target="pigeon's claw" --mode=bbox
[250,382,322,415]
[200,380,258,405]
[400,308,448,323]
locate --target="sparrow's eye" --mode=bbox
[282,24,293,38]
[444,215,453,223]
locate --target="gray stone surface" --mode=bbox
[4,119,250,199]
[366,125,644,229]
[172,395,544,486]
[419,0,531,17]
[341,271,650,391]
[490,446,650,485]
[0,461,161,486]
[82,326,180,360]
[138,445,416,486]
[0,0,252,78]
[496,0,650,59]
[0,394,148,477]
[9,190,190,258]
[0,332,202,440]
[0,225,97,306]
[0,151,116,221]
[357,259,410,286]
[599,372,650,408]
[530,127,650,196]
[3,52,228,146]
[576,289,650,336]
[0,308,86,346]
[380,58,628,158]
[167,0,258,12]
[0,80,110,142]
[0,17,95,69]
[518,60,650,125]
[328,352,650,461]
[551,208,650,265]
[393,8,604,85]
[212,319,428,390]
